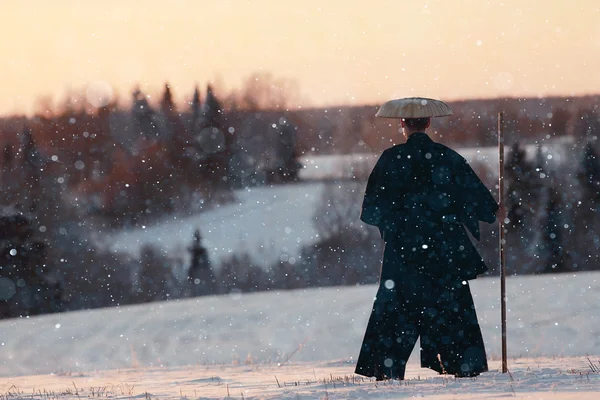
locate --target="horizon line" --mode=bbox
[2,89,599,119]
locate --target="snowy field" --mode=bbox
[106,181,329,268]
[0,271,598,398]
[1,357,598,399]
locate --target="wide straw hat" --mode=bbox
[375,97,453,119]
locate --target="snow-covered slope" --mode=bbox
[106,137,575,269]
[106,182,331,268]
[1,271,597,377]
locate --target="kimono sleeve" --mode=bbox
[456,157,499,240]
[360,151,392,233]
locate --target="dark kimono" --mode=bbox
[355,132,498,380]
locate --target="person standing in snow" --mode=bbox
[354,97,500,380]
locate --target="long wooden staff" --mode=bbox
[498,112,508,373]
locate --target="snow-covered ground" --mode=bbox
[106,181,330,268]
[2,357,598,399]
[0,271,598,398]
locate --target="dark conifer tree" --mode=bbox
[568,142,600,272]
[272,121,302,183]
[187,229,216,296]
[504,141,541,273]
[0,207,63,319]
[159,83,189,199]
[505,141,535,229]
[573,108,600,138]
[194,85,232,192]
[159,82,177,144]
[541,187,569,273]
[201,84,223,127]
[578,142,600,206]
[1,145,17,205]
[20,128,42,212]
[132,88,160,140]
[2,144,13,171]
[535,145,545,174]
[160,83,175,116]
[191,85,202,128]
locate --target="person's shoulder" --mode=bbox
[378,144,412,164]
[431,141,466,163]
[383,143,409,156]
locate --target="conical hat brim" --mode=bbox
[375,97,453,119]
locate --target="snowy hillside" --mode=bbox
[1,271,597,377]
[106,181,332,269]
[106,137,575,270]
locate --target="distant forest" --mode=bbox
[1,75,599,319]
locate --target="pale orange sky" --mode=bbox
[1,0,599,115]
